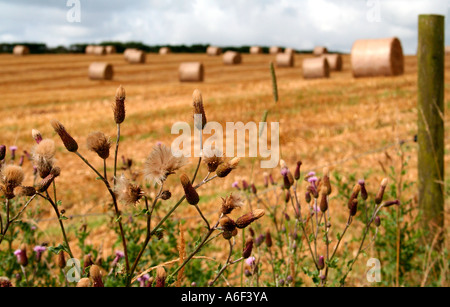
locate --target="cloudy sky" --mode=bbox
[0,0,449,54]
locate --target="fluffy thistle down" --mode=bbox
[115,175,144,206]
[144,144,187,184]
[203,148,223,173]
[86,131,111,160]
[32,139,56,178]
[180,174,199,205]
[113,85,126,124]
[32,129,43,144]
[50,120,78,153]
[1,165,25,199]
[192,89,207,130]
[220,194,244,215]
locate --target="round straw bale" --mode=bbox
[179,62,204,82]
[270,46,283,54]
[320,54,343,71]
[88,62,114,80]
[85,45,95,54]
[124,48,138,60]
[285,48,295,55]
[13,45,30,56]
[445,46,450,55]
[351,37,404,77]
[223,51,242,65]
[302,57,330,79]
[207,46,222,56]
[159,47,171,55]
[93,46,106,56]
[276,53,294,68]
[126,50,146,64]
[105,46,116,54]
[250,46,263,54]
[313,46,328,56]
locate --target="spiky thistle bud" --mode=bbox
[350,199,358,216]
[251,183,257,195]
[347,184,361,210]
[180,174,199,205]
[57,251,66,269]
[281,167,292,189]
[0,145,5,161]
[203,152,223,173]
[265,230,273,248]
[294,161,302,180]
[383,199,400,208]
[14,246,28,267]
[375,178,388,205]
[51,120,78,152]
[193,89,207,130]
[114,85,126,124]
[285,190,291,203]
[323,167,332,195]
[318,256,325,270]
[242,180,249,191]
[87,131,111,160]
[32,129,43,144]
[243,238,254,259]
[37,173,57,193]
[305,191,312,203]
[358,179,368,200]
[216,157,240,178]
[90,265,104,287]
[235,209,265,229]
[375,216,381,227]
[319,187,328,213]
[156,266,167,287]
[160,190,172,200]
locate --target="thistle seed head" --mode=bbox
[192,89,207,130]
[220,194,243,215]
[216,157,240,178]
[113,85,126,124]
[87,131,111,160]
[89,265,104,287]
[235,209,265,229]
[180,173,199,205]
[219,216,237,232]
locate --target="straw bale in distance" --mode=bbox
[159,47,171,55]
[93,46,106,56]
[13,45,30,56]
[313,46,328,56]
[285,48,295,55]
[250,46,263,54]
[179,62,204,82]
[88,62,114,80]
[302,57,330,79]
[269,46,283,54]
[276,53,294,67]
[126,50,146,64]
[320,54,343,71]
[351,37,404,77]
[223,51,242,65]
[207,46,222,56]
[85,45,95,54]
[105,46,116,54]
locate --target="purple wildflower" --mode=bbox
[33,245,46,262]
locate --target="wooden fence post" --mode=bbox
[417,14,445,248]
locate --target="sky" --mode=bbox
[0,0,449,54]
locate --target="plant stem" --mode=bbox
[114,123,120,186]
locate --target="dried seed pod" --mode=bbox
[180,174,199,205]
[235,209,265,229]
[294,161,302,181]
[375,178,389,205]
[14,186,36,197]
[192,89,207,130]
[243,238,254,259]
[57,251,66,269]
[76,278,92,287]
[37,173,56,193]
[51,120,78,153]
[203,154,223,173]
[222,230,233,240]
[216,157,240,178]
[114,85,126,124]
[156,266,167,287]
[255,234,265,247]
[323,167,332,196]
[160,190,172,200]
[305,191,312,203]
[383,200,400,208]
[90,265,104,287]
[347,184,361,210]
[0,145,6,161]
[265,230,273,248]
[358,179,368,200]
[319,188,328,213]
[83,254,94,270]
[375,216,381,227]
[251,183,257,195]
[285,190,291,203]
[219,216,237,232]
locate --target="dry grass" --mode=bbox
[0,52,449,266]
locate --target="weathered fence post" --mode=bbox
[417,14,445,248]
